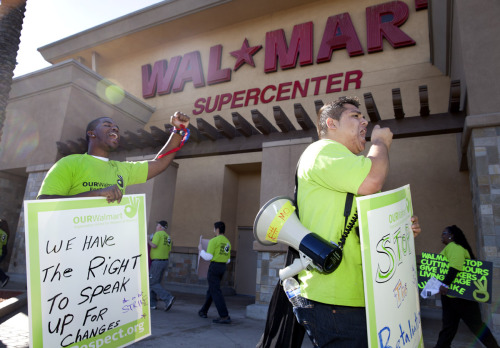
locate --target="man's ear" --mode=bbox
[87,131,95,138]
[327,118,337,130]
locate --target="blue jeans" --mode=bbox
[149,260,174,306]
[293,299,368,348]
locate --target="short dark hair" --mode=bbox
[317,96,360,138]
[214,221,225,234]
[85,117,110,142]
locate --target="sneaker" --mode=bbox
[198,310,208,318]
[164,296,175,311]
[1,276,9,288]
[212,316,231,324]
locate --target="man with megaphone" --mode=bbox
[288,96,421,347]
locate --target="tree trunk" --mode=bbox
[0,0,27,143]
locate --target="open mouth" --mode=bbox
[109,132,119,139]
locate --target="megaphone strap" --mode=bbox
[338,193,357,250]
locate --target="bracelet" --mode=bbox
[157,125,190,159]
[171,127,185,136]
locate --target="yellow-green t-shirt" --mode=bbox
[38,154,148,197]
[440,242,470,271]
[150,230,172,260]
[440,242,470,298]
[207,235,231,263]
[297,139,371,307]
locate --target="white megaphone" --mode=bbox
[253,196,343,280]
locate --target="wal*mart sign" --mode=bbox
[142,1,420,113]
[418,252,493,303]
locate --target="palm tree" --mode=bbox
[0,0,27,143]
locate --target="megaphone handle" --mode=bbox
[279,254,312,280]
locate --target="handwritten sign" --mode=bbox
[24,195,151,348]
[418,252,492,303]
[357,185,423,348]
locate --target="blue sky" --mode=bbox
[14,0,164,77]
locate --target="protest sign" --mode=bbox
[357,185,423,348]
[197,236,210,280]
[24,195,151,348]
[418,252,492,303]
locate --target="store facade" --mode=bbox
[0,0,498,330]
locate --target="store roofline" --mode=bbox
[38,0,231,63]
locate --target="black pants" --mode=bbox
[200,262,229,318]
[0,268,7,283]
[435,295,499,348]
[0,254,7,283]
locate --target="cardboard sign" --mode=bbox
[197,236,210,280]
[24,195,151,348]
[357,185,423,348]
[418,252,493,303]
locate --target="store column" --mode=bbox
[463,114,500,335]
[247,138,311,320]
[8,163,53,274]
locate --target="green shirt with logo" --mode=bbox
[38,154,148,197]
[297,139,371,307]
[207,235,231,263]
[150,230,172,260]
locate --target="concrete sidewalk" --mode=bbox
[0,273,488,348]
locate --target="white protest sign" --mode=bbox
[24,195,151,348]
[357,185,423,348]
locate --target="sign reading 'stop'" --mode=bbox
[141,1,423,113]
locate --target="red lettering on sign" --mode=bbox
[245,88,261,107]
[415,0,428,11]
[193,98,206,115]
[172,51,205,92]
[344,70,363,90]
[276,82,292,101]
[205,95,219,113]
[142,56,181,98]
[261,85,276,104]
[311,75,327,95]
[366,1,416,53]
[326,73,343,93]
[191,70,362,114]
[142,2,418,99]
[292,79,309,99]
[317,13,364,63]
[231,90,245,108]
[207,45,231,85]
[264,22,313,73]
[218,93,232,111]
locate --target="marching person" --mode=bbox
[293,96,421,347]
[434,225,499,348]
[148,220,175,311]
[198,221,232,324]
